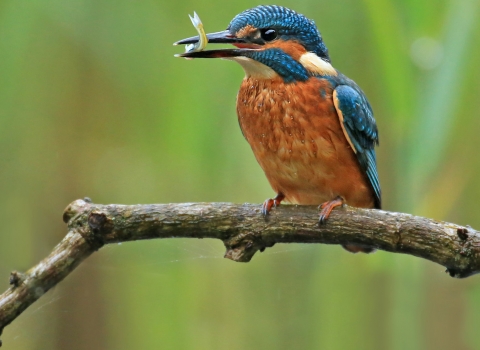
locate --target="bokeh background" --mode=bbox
[1,0,480,349]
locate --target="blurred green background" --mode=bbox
[1,0,480,349]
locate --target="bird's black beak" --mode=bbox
[174,30,258,58]
[174,30,240,46]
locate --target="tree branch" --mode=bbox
[1,198,479,344]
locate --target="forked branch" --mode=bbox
[0,198,479,345]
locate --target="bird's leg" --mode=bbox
[261,193,285,216]
[318,196,344,224]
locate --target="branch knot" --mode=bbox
[63,199,92,224]
[223,231,273,262]
[83,210,112,250]
[9,271,26,287]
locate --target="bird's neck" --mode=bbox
[229,44,337,82]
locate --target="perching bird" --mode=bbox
[175,5,380,253]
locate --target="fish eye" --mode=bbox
[260,28,277,41]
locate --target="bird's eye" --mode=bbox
[260,28,277,41]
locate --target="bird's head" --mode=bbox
[174,5,337,83]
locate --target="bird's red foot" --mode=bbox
[261,193,285,216]
[319,196,344,224]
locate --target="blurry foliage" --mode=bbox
[0,0,479,349]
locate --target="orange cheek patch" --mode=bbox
[264,40,307,60]
[236,25,257,38]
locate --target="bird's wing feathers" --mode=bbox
[333,85,381,208]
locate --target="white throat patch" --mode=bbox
[226,56,278,79]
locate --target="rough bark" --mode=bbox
[1,198,479,345]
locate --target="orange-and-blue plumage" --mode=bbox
[175,5,381,253]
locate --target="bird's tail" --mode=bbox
[342,244,376,254]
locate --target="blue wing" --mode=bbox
[333,85,381,209]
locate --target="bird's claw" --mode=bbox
[318,196,344,225]
[261,198,274,216]
[261,193,285,216]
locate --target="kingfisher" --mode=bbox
[175,5,380,253]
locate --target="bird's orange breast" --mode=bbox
[237,76,375,208]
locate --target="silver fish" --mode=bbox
[185,12,207,53]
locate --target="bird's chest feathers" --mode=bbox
[237,77,339,160]
[236,77,369,205]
